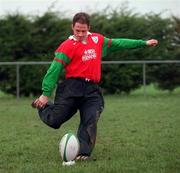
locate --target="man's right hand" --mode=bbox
[32,95,48,109]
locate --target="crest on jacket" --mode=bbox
[92,36,98,44]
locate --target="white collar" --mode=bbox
[68,32,92,41]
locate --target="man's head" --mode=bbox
[72,12,90,42]
[72,12,90,27]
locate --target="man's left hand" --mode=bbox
[146,39,158,46]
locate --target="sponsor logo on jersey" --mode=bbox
[92,36,98,44]
[82,49,97,61]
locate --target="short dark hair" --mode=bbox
[72,12,90,26]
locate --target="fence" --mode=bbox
[0,60,180,99]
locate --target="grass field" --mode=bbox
[0,88,180,173]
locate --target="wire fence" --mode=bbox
[0,60,180,99]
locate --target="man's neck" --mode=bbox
[69,32,92,44]
[73,35,87,44]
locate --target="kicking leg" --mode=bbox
[38,99,77,129]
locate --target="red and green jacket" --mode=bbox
[42,32,147,96]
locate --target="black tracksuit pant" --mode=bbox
[38,78,104,156]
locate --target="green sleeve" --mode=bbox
[102,37,147,56]
[42,61,63,97]
[42,52,71,97]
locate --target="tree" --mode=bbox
[150,16,180,91]
[0,12,71,96]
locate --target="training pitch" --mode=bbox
[0,91,180,173]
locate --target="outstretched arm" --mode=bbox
[102,37,158,57]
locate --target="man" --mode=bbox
[32,12,158,161]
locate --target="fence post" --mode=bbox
[143,63,146,96]
[16,64,20,99]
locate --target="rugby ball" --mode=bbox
[59,133,80,162]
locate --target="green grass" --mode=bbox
[0,92,180,173]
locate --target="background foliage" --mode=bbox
[0,9,179,96]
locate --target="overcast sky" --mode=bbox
[0,0,180,18]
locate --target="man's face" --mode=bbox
[72,22,90,41]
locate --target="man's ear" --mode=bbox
[71,24,74,30]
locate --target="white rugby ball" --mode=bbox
[59,133,80,162]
